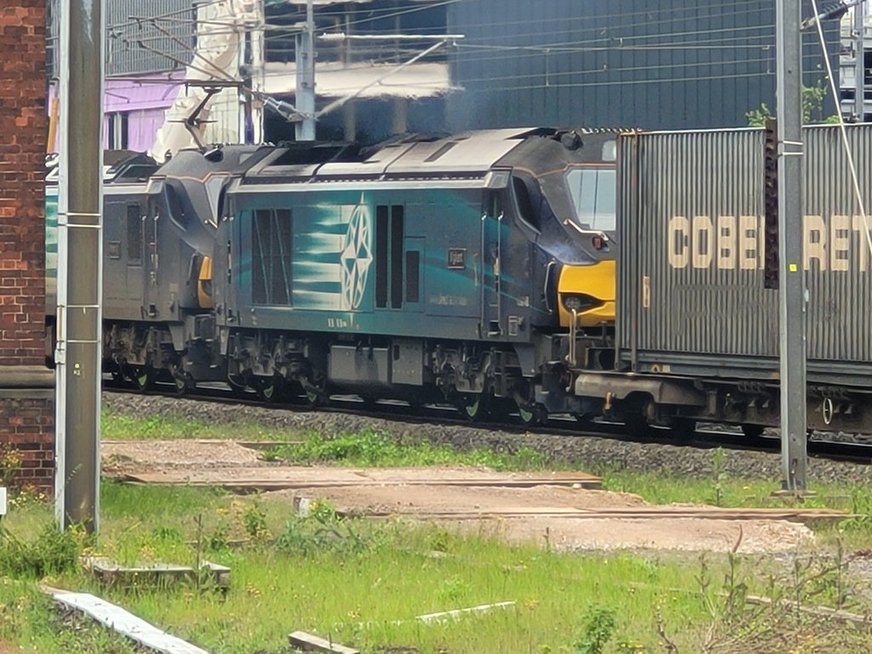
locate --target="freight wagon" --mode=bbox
[576,124,872,434]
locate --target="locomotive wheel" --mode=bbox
[304,374,328,408]
[227,374,251,398]
[517,402,547,427]
[456,393,491,422]
[255,377,282,403]
[129,366,154,393]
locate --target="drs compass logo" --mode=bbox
[340,202,373,310]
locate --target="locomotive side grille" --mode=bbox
[252,208,293,306]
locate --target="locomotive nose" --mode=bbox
[557,260,616,327]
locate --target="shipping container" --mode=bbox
[617,124,872,388]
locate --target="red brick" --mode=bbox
[0,1,53,493]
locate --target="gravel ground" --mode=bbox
[103,392,872,485]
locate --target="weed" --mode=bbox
[0,446,22,486]
[0,523,82,578]
[9,485,50,510]
[310,498,339,522]
[207,521,231,552]
[838,485,872,534]
[242,499,270,541]
[574,605,617,654]
[259,447,281,462]
[429,529,451,554]
[710,447,727,507]
[274,505,376,559]
[436,577,471,604]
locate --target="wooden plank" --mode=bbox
[121,474,602,491]
[45,587,209,654]
[338,507,847,524]
[288,631,359,654]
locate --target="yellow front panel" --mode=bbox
[557,260,616,327]
[197,256,214,309]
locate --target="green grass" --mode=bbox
[0,480,871,653]
[266,429,549,470]
[101,410,284,441]
[51,410,872,651]
[0,485,760,653]
[101,408,872,546]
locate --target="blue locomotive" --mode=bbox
[47,128,618,424]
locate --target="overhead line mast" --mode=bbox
[56,0,104,531]
[775,0,808,491]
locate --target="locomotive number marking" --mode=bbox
[327,317,350,329]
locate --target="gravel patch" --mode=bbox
[103,392,872,486]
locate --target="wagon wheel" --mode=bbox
[741,424,768,444]
[455,392,491,422]
[669,417,697,440]
[517,402,547,428]
[622,414,650,437]
[173,371,195,396]
[358,392,379,409]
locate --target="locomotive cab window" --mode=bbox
[512,175,541,231]
[566,168,616,232]
[165,182,190,229]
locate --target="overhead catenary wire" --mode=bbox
[88,0,829,78]
[76,0,834,131]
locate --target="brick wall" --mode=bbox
[0,1,54,492]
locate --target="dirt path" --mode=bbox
[103,439,817,554]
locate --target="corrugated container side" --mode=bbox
[618,124,872,373]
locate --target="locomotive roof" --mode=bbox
[149,144,277,181]
[45,150,159,185]
[240,128,615,184]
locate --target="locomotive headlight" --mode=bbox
[562,293,604,313]
[564,295,584,311]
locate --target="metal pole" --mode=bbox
[296,0,316,140]
[775,0,808,490]
[856,2,866,120]
[55,0,104,532]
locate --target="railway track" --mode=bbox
[103,380,872,465]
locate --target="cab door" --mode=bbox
[480,171,510,338]
[143,197,160,318]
